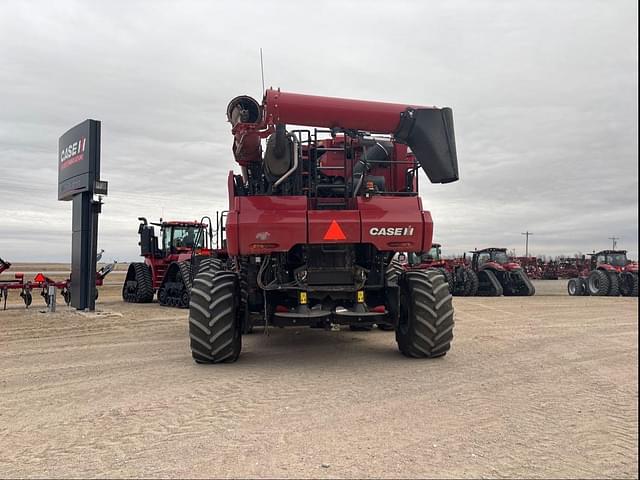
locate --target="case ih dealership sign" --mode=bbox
[57,119,106,311]
[58,120,101,201]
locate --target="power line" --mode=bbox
[608,236,620,249]
[521,231,534,257]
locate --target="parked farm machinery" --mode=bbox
[122,217,226,308]
[0,256,116,309]
[567,250,638,296]
[404,244,479,296]
[187,87,458,363]
[468,248,535,296]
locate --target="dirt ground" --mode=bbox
[0,272,637,479]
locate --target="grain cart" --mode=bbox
[123,217,222,307]
[567,250,638,296]
[188,88,459,363]
[469,248,536,296]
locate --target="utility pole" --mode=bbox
[608,236,620,249]
[521,231,533,257]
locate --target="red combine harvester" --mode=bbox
[567,250,638,296]
[188,88,459,363]
[469,248,535,296]
[122,217,224,308]
[404,244,479,296]
[0,255,115,309]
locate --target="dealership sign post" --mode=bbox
[58,119,107,310]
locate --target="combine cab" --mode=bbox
[469,248,535,296]
[188,88,459,363]
[123,217,223,307]
[568,250,638,296]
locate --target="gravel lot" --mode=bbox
[0,276,637,478]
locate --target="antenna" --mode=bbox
[260,48,265,93]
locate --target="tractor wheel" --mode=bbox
[395,270,454,358]
[385,260,404,286]
[238,261,253,334]
[567,278,582,296]
[463,268,479,296]
[606,272,620,297]
[62,288,71,305]
[620,273,639,297]
[437,268,455,293]
[587,270,610,296]
[122,263,154,303]
[512,270,535,296]
[477,269,503,296]
[188,265,242,364]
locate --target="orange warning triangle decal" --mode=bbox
[323,220,347,241]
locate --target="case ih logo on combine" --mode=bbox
[59,137,87,170]
[369,226,415,236]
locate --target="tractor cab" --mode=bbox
[161,222,207,253]
[137,217,210,258]
[591,250,629,271]
[470,248,523,272]
[409,243,442,265]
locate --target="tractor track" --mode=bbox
[0,279,637,478]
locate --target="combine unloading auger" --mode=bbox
[227,89,458,184]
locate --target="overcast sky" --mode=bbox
[0,0,637,263]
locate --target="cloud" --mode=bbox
[0,0,637,263]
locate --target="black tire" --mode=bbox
[606,272,620,296]
[122,263,154,303]
[395,270,454,358]
[477,269,503,296]
[238,260,252,334]
[587,270,610,296]
[437,267,455,293]
[463,268,479,296]
[567,278,582,296]
[620,272,639,297]
[188,266,241,364]
[511,269,535,296]
[386,260,404,286]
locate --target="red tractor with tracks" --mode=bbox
[567,250,638,296]
[122,217,223,307]
[187,88,459,363]
[468,248,536,296]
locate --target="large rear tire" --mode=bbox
[567,278,582,296]
[395,270,454,358]
[606,272,620,296]
[620,272,638,297]
[587,270,610,296]
[463,268,479,296]
[188,265,241,364]
[122,263,154,303]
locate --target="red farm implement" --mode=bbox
[0,256,115,310]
